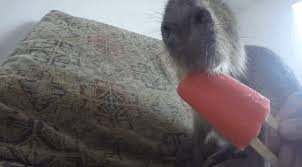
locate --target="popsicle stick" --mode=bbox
[250,138,279,167]
[265,114,280,131]
[249,114,280,167]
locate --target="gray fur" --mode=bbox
[161,0,248,166]
[161,0,246,77]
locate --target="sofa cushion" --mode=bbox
[0,10,193,167]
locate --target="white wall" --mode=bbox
[0,0,300,79]
[235,0,301,78]
[236,0,293,58]
[292,1,302,79]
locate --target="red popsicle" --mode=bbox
[177,71,279,166]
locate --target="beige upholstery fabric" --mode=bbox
[0,10,193,167]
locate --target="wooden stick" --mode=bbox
[266,114,280,131]
[250,138,279,167]
[249,114,280,167]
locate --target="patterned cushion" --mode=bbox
[0,10,193,167]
